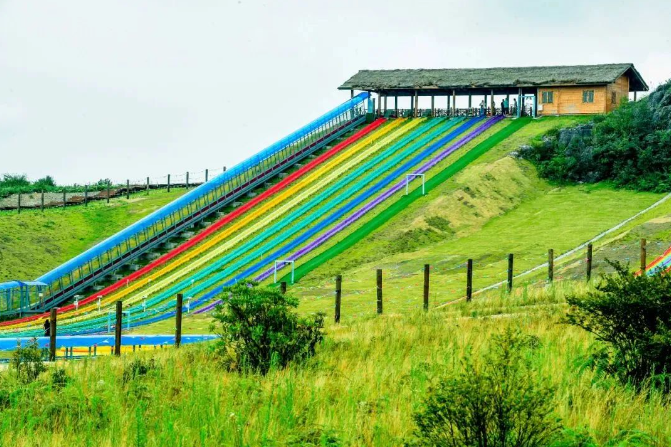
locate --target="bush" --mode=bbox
[212,282,325,374]
[11,338,47,384]
[520,79,671,192]
[122,357,159,384]
[566,263,671,390]
[410,328,561,446]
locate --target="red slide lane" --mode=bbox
[2,118,386,326]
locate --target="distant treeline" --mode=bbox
[0,174,115,199]
[521,79,671,192]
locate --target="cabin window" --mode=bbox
[541,91,554,104]
[611,92,617,104]
[582,90,595,103]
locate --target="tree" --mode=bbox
[566,263,671,390]
[212,282,325,374]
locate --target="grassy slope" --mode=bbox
[0,189,185,281]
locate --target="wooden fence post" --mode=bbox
[146,177,150,194]
[466,259,473,302]
[40,190,45,212]
[335,275,342,323]
[49,308,57,361]
[107,183,111,204]
[640,238,647,273]
[114,301,122,356]
[280,282,287,294]
[186,171,189,189]
[84,184,88,207]
[548,249,554,283]
[17,193,20,214]
[586,243,593,282]
[175,293,183,348]
[507,253,514,293]
[167,174,171,192]
[126,180,130,200]
[376,269,383,314]
[423,264,430,311]
[205,169,209,182]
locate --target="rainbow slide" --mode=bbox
[2,110,507,337]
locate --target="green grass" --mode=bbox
[3,293,670,446]
[0,189,185,281]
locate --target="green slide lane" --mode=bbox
[279,118,532,283]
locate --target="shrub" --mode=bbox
[11,338,47,384]
[50,368,71,390]
[410,328,561,447]
[122,358,159,384]
[212,282,325,374]
[566,262,671,390]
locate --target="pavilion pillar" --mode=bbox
[414,90,419,117]
[490,89,495,115]
[431,96,435,117]
[506,94,510,115]
[410,95,414,117]
[634,91,637,101]
[452,89,456,115]
[377,93,382,116]
[517,88,522,118]
[350,89,354,99]
[383,95,388,113]
[468,94,472,111]
[484,93,487,115]
[395,96,398,117]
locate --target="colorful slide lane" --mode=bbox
[643,245,671,275]
[5,115,505,336]
[20,117,458,336]
[2,117,420,336]
[0,334,217,351]
[131,116,488,321]
[0,118,388,330]
[3,118,410,334]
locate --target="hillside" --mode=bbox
[0,189,185,281]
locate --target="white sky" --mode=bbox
[1,0,670,184]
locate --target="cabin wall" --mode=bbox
[606,74,630,112]
[537,85,608,115]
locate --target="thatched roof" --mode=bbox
[339,64,648,93]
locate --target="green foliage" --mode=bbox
[122,357,159,384]
[212,282,325,374]
[50,367,71,390]
[10,339,47,384]
[410,328,561,447]
[551,428,662,447]
[566,262,671,390]
[521,80,671,192]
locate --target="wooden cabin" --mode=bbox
[339,63,648,117]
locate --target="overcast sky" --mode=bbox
[1,0,670,184]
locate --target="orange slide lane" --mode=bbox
[1,118,386,326]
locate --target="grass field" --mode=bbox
[3,288,670,446]
[0,189,185,281]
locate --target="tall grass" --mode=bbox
[1,291,669,446]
